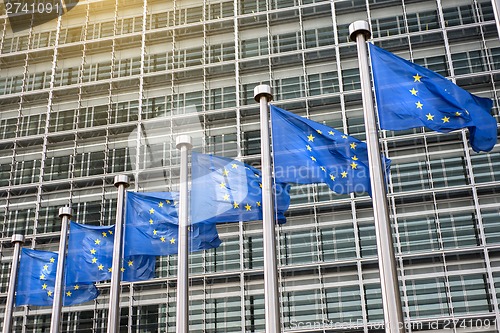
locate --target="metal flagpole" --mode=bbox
[349,21,405,333]
[2,234,25,333]
[107,175,130,333]
[254,84,281,333]
[175,135,192,333]
[50,207,72,333]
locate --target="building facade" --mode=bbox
[0,0,499,332]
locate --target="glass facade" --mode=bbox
[0,0,499,331]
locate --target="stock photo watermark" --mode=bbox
[289,318,497,331]
[4,0,79,32]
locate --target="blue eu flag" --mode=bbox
[124,191,222,256]
[190,152,291,224]
[369,43,497,153]
[65,222,156,284]
[15,248,99,307]
[270,105,390,195]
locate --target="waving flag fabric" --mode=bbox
[124,191,221,256]
[190,152,291,224]
[65,222,156,284]
[15,248,99,307]
[270,105,390,195]
[369,43,497,153]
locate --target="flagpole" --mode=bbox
[107,175,130,333]
[2,234,25,333]
[254,84,281,333]
[50,207,72,333]
[349,21,405,333]
[175,135,192,333]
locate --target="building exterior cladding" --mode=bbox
[0,0,499,332]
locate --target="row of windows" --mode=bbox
[0,0,495,55]
[1,262,498,332]
[1,40,499,97]
[2,187,500,258]
[0,136,498,195]
[370,2,495,40]
[1,43,498,144]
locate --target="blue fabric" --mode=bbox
[369,43,497,153]
[15,248,99,307]
[124,191,221,256]
[65,222,156,284]
[270,105,390,196]
[190,152,291,224]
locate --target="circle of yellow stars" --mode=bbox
[305,130,360,182]
[39,256,81,299]
[410,73,467,124]
[217,162,262,212]
[148,199,177,245]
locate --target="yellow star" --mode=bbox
[153,230,158,235]
[149,218,154,224]
[320,166,326,172]
[128,260,133,267]
[102,232,107,237]
[219,182,226,188]
[233,202,239,209]
[413,74,422,82]
[259,183,262,188]
[342,135,348,139]
[328,131,335,136]
[149,208,155,214]
[108,230,113,235]
[352,155,359,161]
[245,203,252,211]
[92,257,98,263]
[223,194,230,201]
[170,237,176,244]
[409,88,418,96]
[415,101,423,109]
[66,291,72,297]
[222,168,229,176]
[231,163,238,169]
[455,111,462,116]
[120,267,126,272]
[42,283,48,289]
[47,291,53,297]
[108,268,112,272]
[95,239,101,245]
[306,145,312,151]
[330,174,336,181]
[50,258,55,263]
[307,134,315,142]
[316,129,322,134]
[166,200,171,204]
[158,202,164,208]
[40,274,45,280]
[341,171,348,178]
[43,265,48,271]
[256,201,261,207]
[310,156,316,162]
[350,142,357,149]
[442,116,450,123]
[426,113,434,121]
[174,201,178,206]
[98,264,104,270]
[90,248,96,254]
[350,162,358,169]
[160,236,166,242]
[74,285,80,290]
